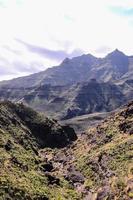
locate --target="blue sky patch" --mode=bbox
[110,6,133,16]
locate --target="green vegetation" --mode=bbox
[0,101,79,200]
[0,101,133,199]
[73,101,133,199]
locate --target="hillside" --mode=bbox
[22,80,126,120]
[0,101,78,199]
[42,101,133,199]
[69,100,133,199]
[0,100,133,199]
[0,79,132,120]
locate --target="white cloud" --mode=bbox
[0,0,133,80]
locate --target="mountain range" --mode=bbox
[0,49,133,88]
[0,49,133,120]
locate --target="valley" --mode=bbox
[0,49,133,199]
[0,100,133,199]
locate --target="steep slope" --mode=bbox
[72,101,133,199]
[49,101,133,199]
[0,100,133,199]
[0,101,77,148]
[0,101,78,200]
[0,49,133,88]
[89,49,129,82]
[0,80,128,120]
[0,54,98,88]
[117,79,133,101]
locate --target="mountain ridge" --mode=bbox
[0,49,133,88]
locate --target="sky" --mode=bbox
[0,0,133,80]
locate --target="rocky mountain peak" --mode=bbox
[61,53,97,65]
[105,49,129,76]
[61,57,70,65]
[106,49,126,59]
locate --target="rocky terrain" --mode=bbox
[0,101,77,199]
[0,49,133,121]
[0,100,133,199]
[0,79,132,120]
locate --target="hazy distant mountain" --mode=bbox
[0,79,132,120]
[0,49,133,88]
